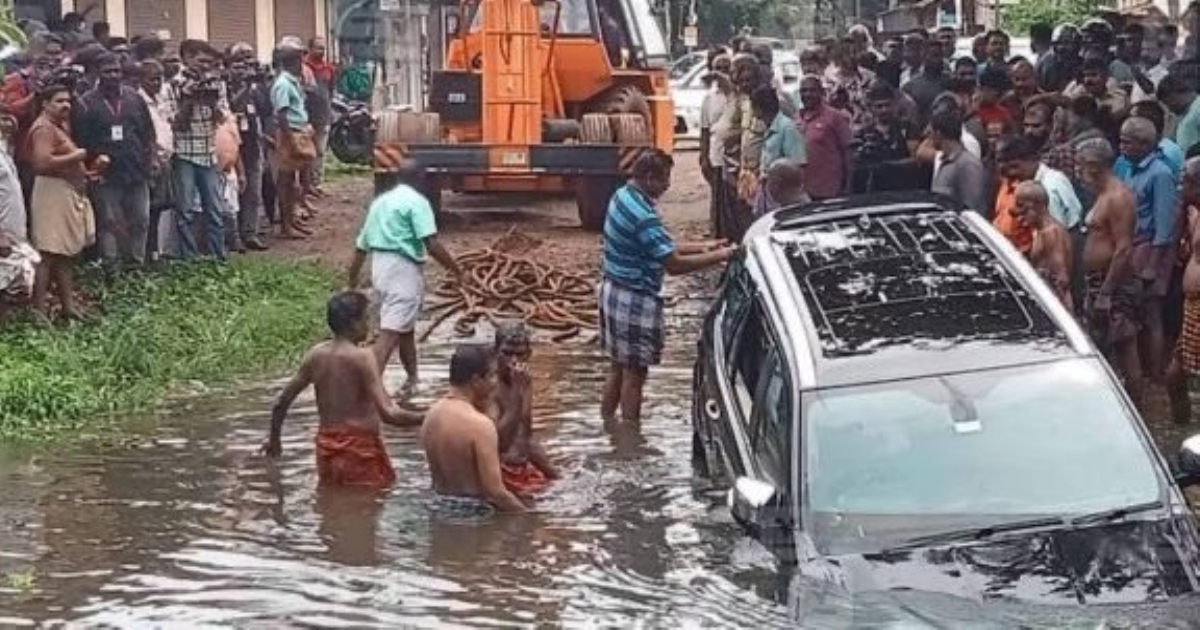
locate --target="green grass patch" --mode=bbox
[324,153,371,179]
[0,258,336,443]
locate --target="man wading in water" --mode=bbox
[421,345,527,513]
[490,322,558,495]
[348,158,463,399]
[600,150,736,424]
[263,291,425,486]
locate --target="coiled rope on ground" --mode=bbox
[419,232,598,343]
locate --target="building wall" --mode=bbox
[48,0,327,62]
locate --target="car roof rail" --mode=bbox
[771,191,969,232]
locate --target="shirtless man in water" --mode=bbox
[263,291,425,487]
[490,323,558,495]
[1014,181,1073,312]
[421,345,527,512]
[1167,158,1200,425]
[1076,138,1142,402]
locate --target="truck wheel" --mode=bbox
[579,113,613,144]
[575,175,622,231]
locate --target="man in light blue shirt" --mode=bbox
[270,46,312,239]
[1118,116,1179,382]
[1114,101,1184,179]
[997,134,1082,229]
[1158,73,1200,157]
[751,85,806,177]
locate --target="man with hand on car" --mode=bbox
[600,149,737,425]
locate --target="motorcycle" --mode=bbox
[328,96,374,166]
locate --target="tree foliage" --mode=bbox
[999,0,1102,37]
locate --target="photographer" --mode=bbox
[74,52,156,267]
[226,43,272,252]
[162,39,229,261]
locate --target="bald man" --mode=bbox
[1015,181,1073,311]
[754,159,809,215]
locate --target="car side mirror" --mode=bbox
[1177,435,1200,488]
[729,476,789,541]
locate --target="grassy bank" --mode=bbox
[0,258,336,442]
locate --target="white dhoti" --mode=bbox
[371,251,425,334]
[0,242,40,295]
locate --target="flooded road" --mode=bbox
[0,285,794,628]
[3,279,1200,628]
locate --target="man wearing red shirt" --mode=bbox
[797,75,852,200]
[303,37,336,198]
[976,66,1015,129]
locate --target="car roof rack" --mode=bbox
[770,205,1065,359]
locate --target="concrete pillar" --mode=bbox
[315,0,328,43]
[184,0,207,39]
[106,0,126,36]
[255,0,276,63]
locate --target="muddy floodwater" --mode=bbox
[3,281,1200,627]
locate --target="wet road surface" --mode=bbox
[2,275,1200,627]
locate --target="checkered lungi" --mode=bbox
[599,278,665,368]
[1179,298,1200,376]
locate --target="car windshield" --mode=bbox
[806,359,1163,556]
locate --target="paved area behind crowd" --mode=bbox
[267,152,710,276]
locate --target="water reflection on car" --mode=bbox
[691,192,1200,618]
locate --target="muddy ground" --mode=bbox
[266,148,711,277]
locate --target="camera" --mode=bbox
[46,64,86,93]
[180,67,222,100]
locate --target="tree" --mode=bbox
[999,0,1102,37]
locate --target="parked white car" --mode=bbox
[671,51,801,140]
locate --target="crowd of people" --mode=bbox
[700,19,1200,424]
[0,21,341,322]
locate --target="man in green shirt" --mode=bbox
[348,159,463,397]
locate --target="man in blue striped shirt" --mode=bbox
[599,149,737,423]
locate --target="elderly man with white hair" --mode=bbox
[1119,115,1180,384]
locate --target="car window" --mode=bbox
[805,359,1163,555]
[751,343,792,486]
[729,300,769,430]
[670,53,704,81]
[720,256,752,352]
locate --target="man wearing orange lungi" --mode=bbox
[489,322,558,495]
[262,291,425,486]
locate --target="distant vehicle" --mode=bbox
[671,51,800,140]
[692,192,1200,606]
[954,36,1035,63]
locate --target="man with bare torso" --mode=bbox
[489,322,558,495]
[1015,180,1073,312]
[1168,158,1200,425]
[1076,138,1143,402]
[421,345,527,513]
[263,291,426,487]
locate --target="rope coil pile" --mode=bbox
[420,233,598,343]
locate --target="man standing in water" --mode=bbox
[348,158,463,398]
[1076,138,1143,402]
[1014,181,1073,312]
[263,291,425,487]
[490,322,558,494]
[600,150,737,424]
[422,345,527,512]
